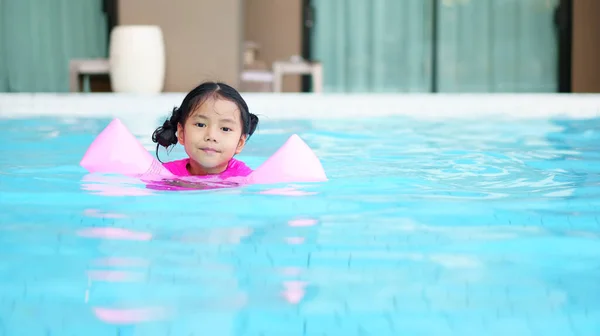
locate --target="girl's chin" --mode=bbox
[189,161,228,175]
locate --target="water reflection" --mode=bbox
[288,218,319,227]
[92,257,150,267]
[258,187,319,197]
[86,270,145,282]
[179,227,253,244]
[283,218,318,246]
[80,173,154,197]
[93,306,169,324]
[77,227,152,241]
[281,281,308,304]
[80,218,259,328]
[81,173,324,196]
[3,116,600,333]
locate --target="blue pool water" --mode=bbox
[0,115,599,335]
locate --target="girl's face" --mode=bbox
[177,97,247,175]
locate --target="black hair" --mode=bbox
[151,81,259,160]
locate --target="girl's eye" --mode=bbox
[195,123,206,128]
[221,127,232,132]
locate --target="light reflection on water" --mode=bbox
[0,115,599,335]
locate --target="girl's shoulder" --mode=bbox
[226,158,253,177]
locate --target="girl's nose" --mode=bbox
[205,127,218,142]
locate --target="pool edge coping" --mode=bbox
[2,93,600,121]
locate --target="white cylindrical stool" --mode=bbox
[109,25,165,94]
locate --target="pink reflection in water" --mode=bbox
[281,281,307,304]
[81,174,154,197]
[78,227,152,241]
[87,270,144,282]
[259,187,317,196]
[288,218,318,227]
[93,306,168,324]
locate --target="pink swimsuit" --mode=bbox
[145,158,252,191]
[162,158,253,179]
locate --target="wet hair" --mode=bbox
[151,81,259,159]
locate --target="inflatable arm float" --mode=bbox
[80,118,327,185]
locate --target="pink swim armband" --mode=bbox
[80,118,328,185]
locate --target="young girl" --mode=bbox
[151,81,259,179]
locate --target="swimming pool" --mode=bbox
[1,94,599,335]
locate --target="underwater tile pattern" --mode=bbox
[1,115,599,335]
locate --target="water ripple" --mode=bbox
[1,115,599,335]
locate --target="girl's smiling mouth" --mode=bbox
[201,147,219,153]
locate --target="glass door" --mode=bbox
[310,0,434,93]
[436,0,559,92]
[309,0,561,93]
